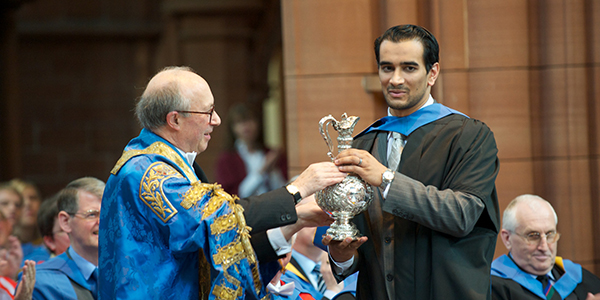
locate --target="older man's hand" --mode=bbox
[292,162,347,198]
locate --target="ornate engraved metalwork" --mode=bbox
[139,162,180,223]
[316,113,374,240]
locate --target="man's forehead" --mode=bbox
[516,210,556,232]
[379,40,425,63]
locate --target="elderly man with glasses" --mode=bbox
[99,66,346,300]
[25,177,104,300]
[491,194,600,300]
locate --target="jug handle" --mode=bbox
[319,115,337,161]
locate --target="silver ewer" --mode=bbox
[316,113,374,241]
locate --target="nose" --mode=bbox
[390,70,405,86]
[536,236,550,251]
[211,110,221,126]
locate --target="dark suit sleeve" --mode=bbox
[238,187,298,232]
[242,189,297,262]
[249,231,280,262]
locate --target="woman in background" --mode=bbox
[9,179,50,264]
[216,103,288,197]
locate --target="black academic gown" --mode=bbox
[340,114,500,300]
[492,263,600,300]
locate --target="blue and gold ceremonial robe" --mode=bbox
[99,128,272,299]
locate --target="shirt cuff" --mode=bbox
[382,183,391,198]
[327,247,354,275]
[267,227,292,256]
[323,290,338,299]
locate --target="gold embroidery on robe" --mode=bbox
[211,213,238,237]
[111,141,197,184]
[181,182,225,211]
[213,239,247,267]
[139,162,180,223]
[212,283,243,299]
[233,203,261,293]
[183,180,263,296]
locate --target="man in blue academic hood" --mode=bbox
[491,195,600,300]
[323,24,501,300]
[27,177,104,300]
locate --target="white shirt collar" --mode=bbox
[68,247,96,280]
[173,147,197,166]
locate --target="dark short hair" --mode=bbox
[374,24,439,74]
[37,194,59,238]
[56,188,80,215]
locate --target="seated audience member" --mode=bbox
[491,194,600,300]
[0,210,22,281]
[270,226,344,300]
[216,103,287,197]
[36,195,70,258]
[1,210,36,300]
[0,184,22,229]
[28,177,104,300]
[9,179,50,264]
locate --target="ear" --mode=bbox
[427,62,440,86]
[58,211,72,234]
[166,111,181,130]
[500,229,512,250]
[43,235,57,253]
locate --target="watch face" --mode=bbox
[383,170,394,181]
[287,184,299,194]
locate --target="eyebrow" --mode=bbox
[379,60,420,67]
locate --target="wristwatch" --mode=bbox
[285,184,302,204]
[380,169,395,189]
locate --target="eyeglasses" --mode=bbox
[69,209,100,221]
[514,230,561,245]
[177,106,215,123]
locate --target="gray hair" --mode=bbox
[135,66,194,130]
[502,194,558,232]
[58,177,105,214]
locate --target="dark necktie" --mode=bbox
[312,264,326,294]
[90,267,99,300]
[536,274,557,300]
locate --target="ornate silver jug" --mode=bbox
[316,113,374,240]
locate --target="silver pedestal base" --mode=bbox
[326,212,360,241]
